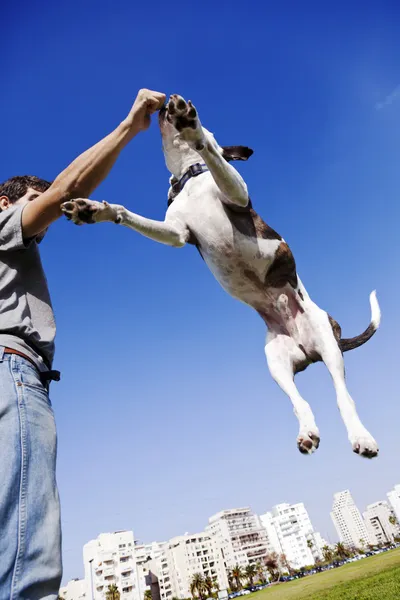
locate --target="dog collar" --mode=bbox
[168,163,209,206]
[178,163,209,191]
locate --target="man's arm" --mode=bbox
[22,89,165,239]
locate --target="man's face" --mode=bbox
[0,187,47,240]
[0,186,43,211]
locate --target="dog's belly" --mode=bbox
[195,229,281,304]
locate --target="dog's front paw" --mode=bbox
[167,95,206,151]
[61,199,122,225]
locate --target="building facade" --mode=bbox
[207,508,271,570]
[330,490,371,548]
[83,531,140,600]
[59,579,86,600]
[260,503,325,570]
[387,484,400,525]
[363,501,399,545]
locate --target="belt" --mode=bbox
[4,347,61,385]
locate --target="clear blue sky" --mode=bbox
[3,0,400,584]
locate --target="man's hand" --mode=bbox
[126,89,166,133]
[20,89,166,239]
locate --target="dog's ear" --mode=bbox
[222,146,254,162]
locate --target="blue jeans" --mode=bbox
[0,348,62,599]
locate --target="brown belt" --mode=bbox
[4,347,38,369]
[3,347,61,384]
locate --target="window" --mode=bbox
[119,544,126,549]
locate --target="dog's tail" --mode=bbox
[340,290,381,353]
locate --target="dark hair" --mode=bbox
[0,175,52,204]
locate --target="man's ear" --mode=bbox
[221,146,254,162]
[0,196,11,211]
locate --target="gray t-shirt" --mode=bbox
[0,204,55,372]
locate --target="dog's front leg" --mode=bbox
[62,199,189,247]
[168,95,249,207]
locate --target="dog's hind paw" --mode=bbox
[351,433,379,459]
[297,429,320,455]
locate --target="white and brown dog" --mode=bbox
[62,95,381,458]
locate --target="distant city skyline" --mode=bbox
[61,482,400,593]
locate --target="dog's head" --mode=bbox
[158,98,253,180]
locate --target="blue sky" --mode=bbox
[2,0,400,584]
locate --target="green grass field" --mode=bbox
[252,548,400,599]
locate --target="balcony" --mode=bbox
[102,553,114,562]
[121,578,134,587]
[104,567,115,577]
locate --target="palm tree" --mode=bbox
[106,584,120,600]
[204,576,214,598]
[255,561,267,584]
[190,573,206,600]
[322,545,333,563]
[244,564,257,587]
[389,515,398,527]
[190,580,198,599]
[227,569,236,592]
[231,564,244,591]
[144,591,152,600]
[279,554,294,576]
[334,542,350,561]
[264,553,280,582]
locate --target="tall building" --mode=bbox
[140,532,228,600]
[330,490,371,548]
[363,501,399,545]
[387,484,400,524]
[207,508,271,569]
[59,579,86,600]
[260,503,325,570]
[83,531,140,600]
[135,541,168,600]
[169,532,228,596]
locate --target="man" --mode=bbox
[0,88,165,599]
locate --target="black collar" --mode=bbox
[168,163,209,205]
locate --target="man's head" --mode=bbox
[0,175,52,211]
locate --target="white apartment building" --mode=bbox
[207,508,271,570]
[83,531,140,600]
[169,532,229,596]
[135,541,168,600]
[139,532,228,600]
[387,484,400,524]
[260,503,324,570]
[330,490,371,548]
[363,501,399,545]
[59,579,86,600]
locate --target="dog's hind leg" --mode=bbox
[317,315,379,458]
[265,332,320,454]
